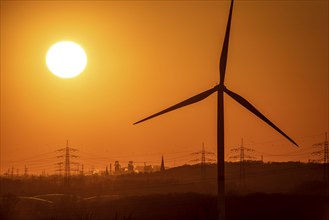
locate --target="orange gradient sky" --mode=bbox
[1,1,328,174]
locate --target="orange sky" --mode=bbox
[1,1,328,175]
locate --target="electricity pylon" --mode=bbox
[191,143,216,164]
[191,143,215,181]
[24,165,28,177]
[312,132,329,182]
[229,138,255,188]
[56,140,79,181]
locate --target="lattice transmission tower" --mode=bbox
[56,140,79,180]
[229,138,255,188]
[312,132,329,182]
[191,143,215,181]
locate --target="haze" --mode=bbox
[1,1,328,175]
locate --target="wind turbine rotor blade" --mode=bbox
[134,86,218,125]
[219,0,234,85]
[224,87,298,147]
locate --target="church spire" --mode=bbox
[160,155,165,172]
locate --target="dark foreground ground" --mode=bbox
[1,193,328,220]
[1,163,328,219]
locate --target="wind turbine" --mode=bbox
[134,0,298,219]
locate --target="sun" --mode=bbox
[46,41,87,78]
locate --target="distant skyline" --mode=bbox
[1,1,328,174]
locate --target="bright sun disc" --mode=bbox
[46,41,87,78]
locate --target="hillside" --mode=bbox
[1,162,326,197]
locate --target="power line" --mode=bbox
[56,140,79,179]
[311,132,329,183]
[229,138,256,188]
[190,143,215,184]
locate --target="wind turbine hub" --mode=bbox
[217,84,226,91]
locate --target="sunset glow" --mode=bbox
[1,0,328,175]
[1,1,328,218]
